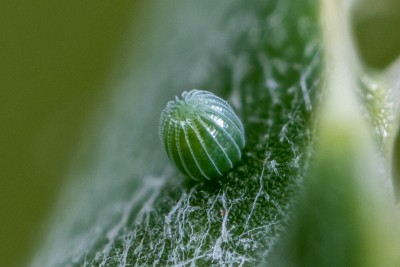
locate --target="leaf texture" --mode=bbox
[31,0,322,266]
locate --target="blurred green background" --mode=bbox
[0,0,398,266]
[0,0,142,266]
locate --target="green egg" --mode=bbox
[159,89,245,181]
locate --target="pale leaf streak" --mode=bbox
[193,195,219,260]
[135,177,165,226]
[279,108,300,144]
[118,233,134,267]
[220,192,230,242]
[238,224,272,240]
[173,251,213,267]
[99,175,166,266]
[300,47,319,112]
[179,187,198,243]
[245,163,266,228]
[165,191,186,230]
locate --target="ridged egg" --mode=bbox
[159,90,245,181]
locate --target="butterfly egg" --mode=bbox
[159,89,245,181]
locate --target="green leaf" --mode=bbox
[30,0,400,266]
[266,0,400,266]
